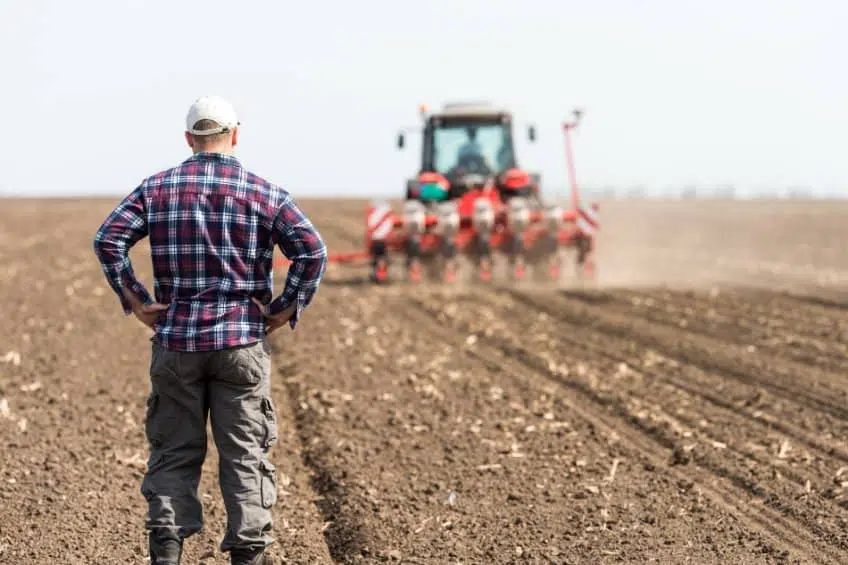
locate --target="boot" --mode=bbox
[231,545,271,565]
[149,532,183,565]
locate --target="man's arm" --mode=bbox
[268,193,328,329]
[92,184,154,315]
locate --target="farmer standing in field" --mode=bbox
[93,95,327,565]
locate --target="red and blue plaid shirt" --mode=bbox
[93,152,327,352]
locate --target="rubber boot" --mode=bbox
[149,533,183,565]
[231,545,271,565]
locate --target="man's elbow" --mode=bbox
[309,242,328,280]
[93,225,112,252]
[92,227,119,262]
[309,234,328,262]
[92,230,105,257]
[313,245,328,275]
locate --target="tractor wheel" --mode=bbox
[370,259,389,283]
[369,241,390,284]
[574,235,597,287]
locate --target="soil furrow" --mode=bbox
[779,289,848,312]
[391,298,797,563]
[404,293,845,563]
[281,371,371,563]
[500,288,848,448]
[621,287,847,333]
[507,287,848,422]
[603,289,848,372]
[446,290,848,528]
[467,287,848,459]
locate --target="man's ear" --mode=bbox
[185,131,195,148]
[231,127,239,147]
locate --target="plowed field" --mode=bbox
[1,198,846,564]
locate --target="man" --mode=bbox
[454,126,492,175]
[456,125,483,161]
[93,95,328,565]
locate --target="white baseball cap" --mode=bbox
[185,95,240,135]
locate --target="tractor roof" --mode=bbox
[435,101,511,119]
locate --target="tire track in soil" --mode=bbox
[450,289,848,541]
[511,289,848,549]
[268,288,405,564]
[517,288,848,431]
[660,287,848,338]
[525,287,848,422]
[779,288,848,312]
[663,284,848,331]
[269,214,375,564]
[481,287,848,460]
[641,287,848,333]
[501,287,848,463]
[607,288,848,372]
[598,288,848,373]
[280,365,371,564]
[402,292,844,564]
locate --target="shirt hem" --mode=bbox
[150,334,266,353]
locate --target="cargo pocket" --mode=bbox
[259,460,277,509]
[144,393,163,448]
[261,397,278,450]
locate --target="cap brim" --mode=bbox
[187,122,240,136]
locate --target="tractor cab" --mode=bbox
[397,102,541,206]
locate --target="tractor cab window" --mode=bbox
[431,121,515,177]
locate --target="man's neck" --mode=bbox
[193,146,233,156]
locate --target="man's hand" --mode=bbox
[133,302,169,330]
[122,288,169,330]
[252,298,296,335]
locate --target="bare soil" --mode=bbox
[0,197,846,564]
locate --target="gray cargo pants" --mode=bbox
[140,339,278,553]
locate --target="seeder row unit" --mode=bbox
[362,184,599,284]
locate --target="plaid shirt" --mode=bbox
[93,152,327,352]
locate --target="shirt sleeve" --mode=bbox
[269,193,328,329]
[92,184,154,315]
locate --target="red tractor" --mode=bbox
[365,102,599,284]
[279,102,600,284]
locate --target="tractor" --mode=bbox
[366,102,599,284]
[275,102,600,285]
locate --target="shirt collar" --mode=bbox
[184,151,242,167]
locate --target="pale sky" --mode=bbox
[1,0,845,199]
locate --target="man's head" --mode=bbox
[184,96,240,154]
